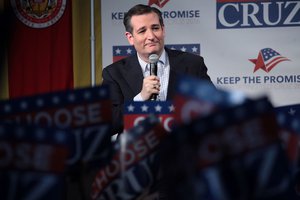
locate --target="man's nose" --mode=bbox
[146,30,155,39]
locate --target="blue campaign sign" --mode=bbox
[92,115,167,200]
[0,85,113,169]
[276,103,300,134]
[0,85,112,127]
[161,97,297,200]
[175,74,246,106]
[216,0,300,29]
[174,74,247,125]
[0,122,71,200]
[275,104,300,175]
[124,101,175,132]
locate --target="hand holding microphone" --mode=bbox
[140,54,160,101]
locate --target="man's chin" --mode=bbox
[147,48,162,55]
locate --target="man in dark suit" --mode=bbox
[102,4,214,135]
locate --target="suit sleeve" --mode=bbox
[185,54,214,85]
[198,57,216,89]
[102,67,124,135]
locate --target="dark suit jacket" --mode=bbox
[102,48,213,134]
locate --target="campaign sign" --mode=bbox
[124,101,175,132]
[0,85,113,169]
[161,97,296,200]
[92,115,167,200]
[275,104,300,176]
[216,0,300,29]
[174,74,246,125]
[0,122,71,200]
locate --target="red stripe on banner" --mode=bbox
[113,56,127,62]
[217,0,267,3]
[7,1,73,98]
[266,57,290,72]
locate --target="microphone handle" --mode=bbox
[149,62,157,101]
[150,63,157,76]
[150,94,157,101]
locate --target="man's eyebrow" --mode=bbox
[135,23,161,32]
[136,26,146,32]
[152,24,160,26]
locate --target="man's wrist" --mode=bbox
[133,93,145,101]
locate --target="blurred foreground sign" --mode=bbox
[0,123,71,200]
[173,75,246,125]
[275,104,300,173]
[0,85,113,169]
[92,115,167,200]
[161,97,296,200]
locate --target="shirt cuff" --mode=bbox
[133,93,145,101]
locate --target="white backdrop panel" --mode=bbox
[101,0,300,107]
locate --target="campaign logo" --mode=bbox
[217,0,300,29]
[113,44,200,62]
[249,48,290,73]
[148,0,170,8]
[10,0,67,28]
[216,47,299,86]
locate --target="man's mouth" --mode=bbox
[146,43,157,47]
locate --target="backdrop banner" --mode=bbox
[101,0,300,107]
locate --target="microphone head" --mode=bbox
[149,54,159,64]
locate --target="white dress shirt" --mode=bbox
[133,49,170,101]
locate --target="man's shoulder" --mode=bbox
[166,47,203,60]
[104,54,137,70]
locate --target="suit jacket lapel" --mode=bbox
[121,55,144,96]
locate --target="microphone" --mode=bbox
[149,54,159,101]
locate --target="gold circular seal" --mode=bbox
[10,0,67,28]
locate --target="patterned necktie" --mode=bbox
[157,61,166,101]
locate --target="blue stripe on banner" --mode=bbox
[124,101,175,114]
[113,44,201,56]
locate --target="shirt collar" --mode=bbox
[137,49,167,72]
[159,49,167,66]
[137,54,148,73]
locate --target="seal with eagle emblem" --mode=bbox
[10,0,67,28]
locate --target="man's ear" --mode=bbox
[125,32,134,45]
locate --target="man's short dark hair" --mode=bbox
[123,4,164,34]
